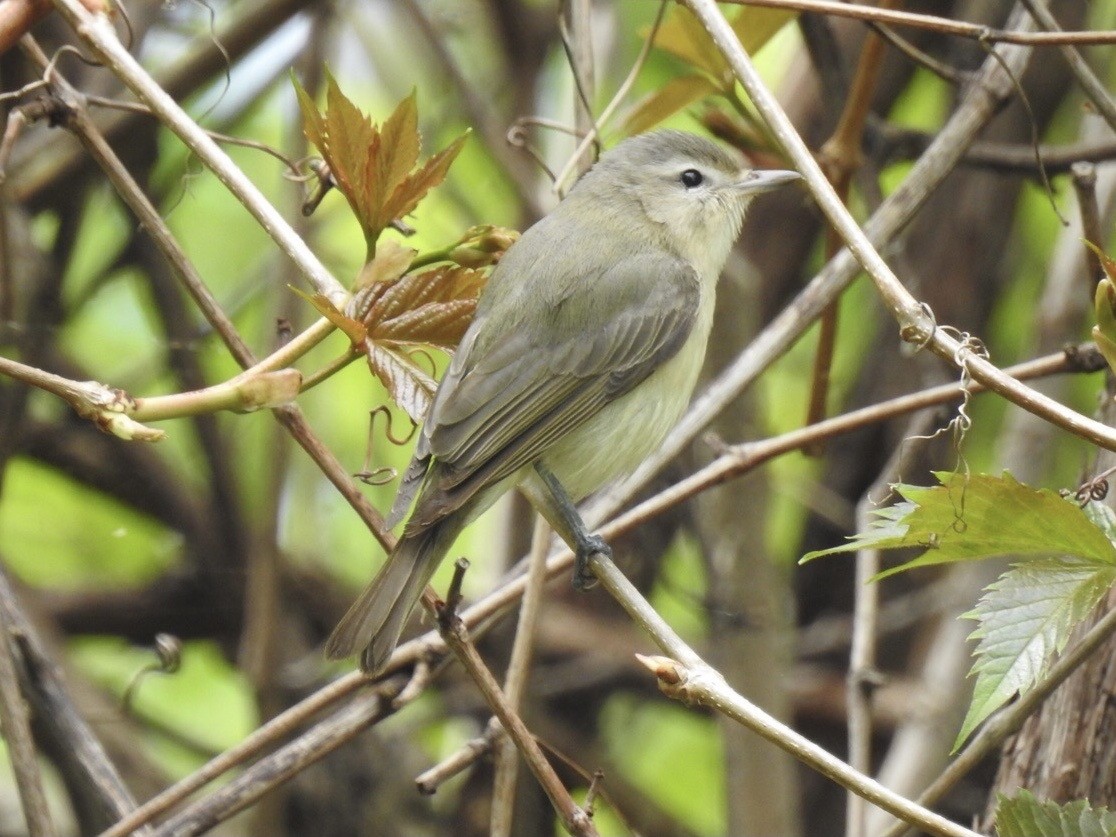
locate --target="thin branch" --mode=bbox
[437,560,598,837]
[15,0,312,205]
[97,672,368,837]
[869,125,1116,174]
[1072,163,1103,282]
[0,601,56,837]
[1018,0,1116,134]
[491,517,552,837]
[0,569,149,834]
[846,413,936,837]
[598,557,980,837]
[50,0,348,308]
[723,0,1116,45]
[149,681,407,837]
[683,0,1116,453]
[551,0,668,196]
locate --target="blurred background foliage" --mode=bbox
[2,0,1116,835]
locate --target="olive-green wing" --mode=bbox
[399,253,700,531]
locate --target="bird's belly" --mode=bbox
[539,298,713,501]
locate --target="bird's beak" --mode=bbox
[734,168,802,194]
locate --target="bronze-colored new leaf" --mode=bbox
[294,74,467,259]
[366,265,486,349]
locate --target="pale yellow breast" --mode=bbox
[540,288,716,501]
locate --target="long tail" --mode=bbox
[325,517,463,673]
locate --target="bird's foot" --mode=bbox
[572,534,610,591]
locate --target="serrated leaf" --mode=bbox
[622,75,719,136]
[996,789,1116,837]
[1086,502,1116,544]
[372,90,421,216]
[801,472,1116,576]
[367,344,436,424]
[374,133,468,239]
[351,241,418,320]
[955,557,1115,748]
[294,75,466,257]
[367,265,485,349]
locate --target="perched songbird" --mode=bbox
[327,130,800,672]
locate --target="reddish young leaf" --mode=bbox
[374,299,477,348]
[375,133,468,238]
[295,75,467,257]
[366,265,486,349]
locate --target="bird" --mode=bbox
[326,129,801,673]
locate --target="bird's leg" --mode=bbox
[527,463,610,590]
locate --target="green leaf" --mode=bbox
[649,6,795,82]
[730,7,797,53]
[801,472,1116,577]
[651,6,730,81]
[956,557,1115,748]
[622,75,719,136]
[995,789,1116,837]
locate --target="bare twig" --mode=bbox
[1018,0,1116,134]
[0,601,56,837]
[97,672,368,837]
[807,0,896,439]
[150,680,406,837]
[491,517,553,837]
[415,718,502,795]
[15,0,312,204]
[1073,162,1103,282]
[438,560,599,837]
[50,0,348,308]
[723,0,1116,45]
[597,553,979,837]
[552,0,668,195]
[846,413,936,837]
[0,569,149,834]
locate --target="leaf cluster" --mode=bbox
[804,472,1116,748]
[294,75,467,262]
[293,78,517,425]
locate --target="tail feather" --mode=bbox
[326,520,461,673]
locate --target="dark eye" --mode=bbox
[680,168,704,188]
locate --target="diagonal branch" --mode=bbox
[49,0,348,308]
[677,0,1116,457]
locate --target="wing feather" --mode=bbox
[401,250,700,533]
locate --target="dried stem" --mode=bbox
[723,0,1116,45]
[1018,0,1116,133]
[491,518,553,836]
[681,0,1116,456]
[97,672,368,837]
[599,555,981,837]
[149,681,406,837]
[0,601,56,837]
[437,570,599,837]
